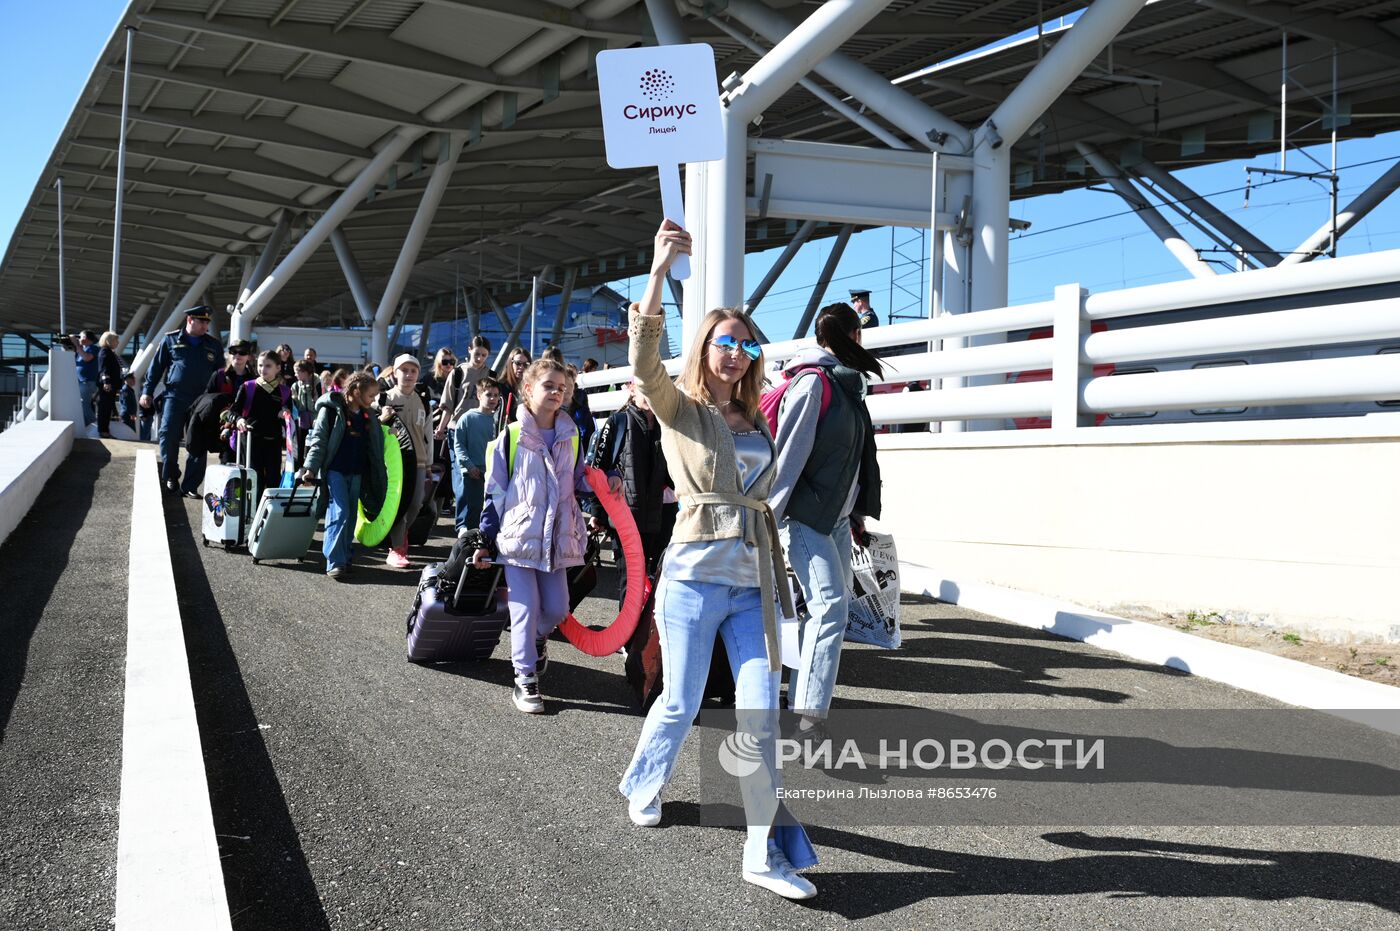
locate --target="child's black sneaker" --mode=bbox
[512,674,544,714]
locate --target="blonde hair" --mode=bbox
[676,308,764,421]
[432,347,456,380]
[518,359,569,414]
[99,330,119,350]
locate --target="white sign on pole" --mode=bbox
[597,43,725,280]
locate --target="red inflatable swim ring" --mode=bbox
[558,466,649,656]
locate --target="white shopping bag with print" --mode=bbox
[845,531,901,649]
[779,570,806,669]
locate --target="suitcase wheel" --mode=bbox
[251,558,259,564]
[201,539,208,548]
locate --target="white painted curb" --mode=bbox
[115,450,232,931]
[901,564,1400,725]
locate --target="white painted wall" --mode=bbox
[0,420,74,547]
[873,418,1400,641]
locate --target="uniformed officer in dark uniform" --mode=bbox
[850,289,879,329]
[140,305,223,494]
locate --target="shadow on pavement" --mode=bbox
[805,824,1400,919]
[0,444,110,742]
[163,493,332,931]
[660,803,1399,918]
[838,614,1192,703]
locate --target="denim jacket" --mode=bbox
[480,407,589,572]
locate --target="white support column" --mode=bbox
[142,287,178,349]
[1131,158,1283,267]
[970,142,1012,310]
[720,0,970,152]
[704,0,892,321]
[745,219,817,315]
[1050,284,1091,432]
[1077,142,1216,279]
[964,0,1151,316]
[792,225,854,339]
[117,303,150,354]
[549,266,580,347]
[385,300,412,361]
[484,291,513,334]
[232,127,426,343]
[235,255,255,298]
[984,0,1151,147]
[370,133,464,363]
[707,17,911,150]
[109,25,136,334]
[704,111,748,313]
[129,255,230,383]
[491,268,554,372]
[417,302,436,358]
[237,210,292,310]
[329,227,376,324]
[1282,159,1400,266]
[644,0,688,45]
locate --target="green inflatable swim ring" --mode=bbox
[355,424,403,547]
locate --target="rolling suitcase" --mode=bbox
[202,433,257,550]
[248,485,320,564]
[406,532,509,663]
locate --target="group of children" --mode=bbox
[184,255,876,903]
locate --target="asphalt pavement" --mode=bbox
[164,495,1400,931]
[0,441,133,931]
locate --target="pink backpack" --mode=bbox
[759,365,832,435]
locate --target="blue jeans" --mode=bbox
[158,394,193,485]
[781,518,854,719]
[78,380,97,426]
[449,445,482,534]
[324,470,361,572]
[618,580,817,872]
[138,416,153,442]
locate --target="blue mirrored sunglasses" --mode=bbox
[709,334,762,361]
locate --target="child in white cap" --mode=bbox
[380,353,431,568]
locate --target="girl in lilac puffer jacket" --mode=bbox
[475,358,591,714]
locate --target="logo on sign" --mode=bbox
[639,68,675,101]
[624,70,696,133]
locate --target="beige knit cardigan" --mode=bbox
[628,305,793,671]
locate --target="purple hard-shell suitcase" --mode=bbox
[406,559,508,663]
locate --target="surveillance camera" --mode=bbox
[926,129,949,146]
[984,120,1004,150]
[1009,218,1032,232]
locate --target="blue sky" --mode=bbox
[4,0,1398,347]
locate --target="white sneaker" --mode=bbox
[742,866,817,900]
[512,675,544,714]
[767,847,817,898]
[627,795,661,827]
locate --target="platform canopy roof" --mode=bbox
[3,0,1398,334]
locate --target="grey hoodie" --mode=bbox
[768,347,861,529]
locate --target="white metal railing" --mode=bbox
[572,246,1400,430]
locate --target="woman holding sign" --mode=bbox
[617,220,819,901]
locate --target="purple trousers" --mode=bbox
[504,565,570,677]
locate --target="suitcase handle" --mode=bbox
[277,485,319,517]
[451,565,502,613]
